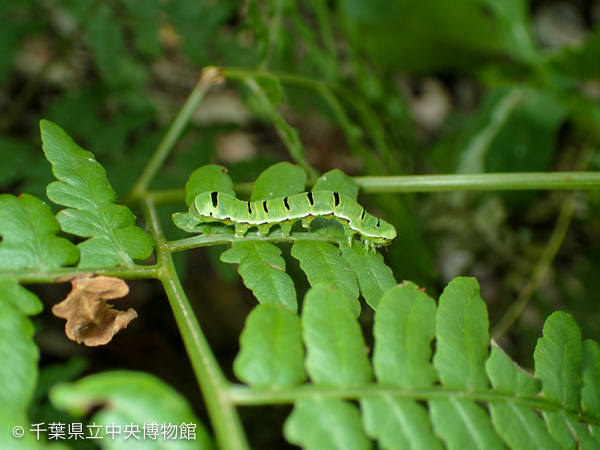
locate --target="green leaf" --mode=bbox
[285,398,371,450]
[291,240,360,317]
[220,241,297,311]
[302,284,372,386]
[486,344,562,450]
[340,242,396,310]
[430,277,505,449]
[312,169,359,199]
[172,212,232,235]
[360,282,442,450]
[561,414,600,449]
[40,120,154,267]
[50,371,214,449]
[361,397,443,450]
[433,277,490,389]
[430,398,506,450]
[0,281,42,416]
[372,282,437,387]
[486,342,541,393]
[582,340,600,436]
[534,311,583,448]
[234,304,306,387]
[185,164,235,206]
[250,161,307,201]
[0,193,79,270]
[534,311,583,408]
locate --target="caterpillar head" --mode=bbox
[360,214,396,246]
[365,218,397,246]
[193,191,220,219]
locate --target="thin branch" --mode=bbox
[125,67,224,203]
[242,77,319,178]
[226,384,600,427]
[168,230,351,253]
[0,266,159,284]
[353,172,600,192]
[222,66,398,171]
[144,172,600,206]
[142,197,249,450]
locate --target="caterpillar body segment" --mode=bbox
[190,190,397,249]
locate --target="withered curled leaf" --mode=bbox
[52,275,137,346]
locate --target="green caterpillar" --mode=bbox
[186,190,396,249]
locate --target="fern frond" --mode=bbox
[486,344,561,449]
[250,161,307,201]
[291,241,360,317]
[185,164,236,206]
[234,304,306,388]
[340,242,397,310]
[40,120,154,267]
[312,168,359,199]
[233,277,600,450]
[285,284,373,449]
[0,193,78,270]
[220,241,297,312]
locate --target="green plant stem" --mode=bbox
[226,385,600,427]
[143,198,249,450]
[168,231,350,253]
[353,172,600,192]
[491,192,576,339]
[222,66,396,170]
[126,68,224,203]
[243,77,319,178]
[0,266,158,283]
[146,172,600,206]
[224,67,331,90]
[146,189,188,204]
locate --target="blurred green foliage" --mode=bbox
[2,0,600,446]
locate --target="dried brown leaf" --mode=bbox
[52,275,137,346]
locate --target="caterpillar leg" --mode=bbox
[301,216,314,229]
[279,222,293,237]
[344,226,357,248]
[234,223,250,238]
[257,224,271,236]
